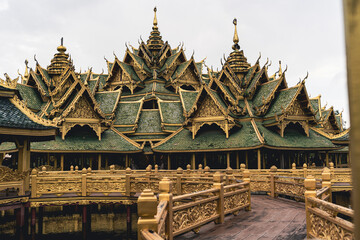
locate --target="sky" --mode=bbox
[0,0,349,126]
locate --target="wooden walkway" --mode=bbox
[175,195,306,240]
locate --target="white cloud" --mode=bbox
[0,0,8,11]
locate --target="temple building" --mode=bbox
[0,8,349,171]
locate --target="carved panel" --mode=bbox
[275,182,305,198]
[287,100,305,116]
[87,182,126,193]
[224,192,249,212]
[173,201,217,233]
[37,182,82,194]
[67,96,98,119]
[194,95,223,118]
[309,213,354,239]
[0,166,25,182]
[130,182,159,193]
[181,183,212,194]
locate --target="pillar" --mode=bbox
[60,154,64,171]
[0,152,3,165]
[15,206,25,229]
[325,152,329,167]
[226,152,230,169]
[98,154,101,170]
[204,153,207,167]
[82,205,87,239]
[38,207,43,235]
[304,176,317,239]
[245,151,248,168]
[126,205,132,235]
[47,153,50,165]
[31,208,36,237]
[125,154,129,168]
[167,154,171,170]
[236,152,239,169]
[257,149,261,170]
[17,139,30,191]
[105,156,108,169]
[191,153,195,170]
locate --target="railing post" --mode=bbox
[126,167,132,196]
[176,167,183,195]
[137,189,158,240]
[204,166,210,177]
[81,168,87,196]
[292,162,296,174]
[243,169,251,211]
[225,167,233,185]
[303,163,308,178]
[213,172,224,224]
[146,165,151,184]
[321,167,332,202]
[304,175,316,239]
[240,163,245,172]
[329,162,334,179]
[186,164,191,175]
[30,169,37,198]
[198,164,203,175]
[159,177,173,240]
[154,164,158,174]
[270,165,277,198]
[110,164,115,174]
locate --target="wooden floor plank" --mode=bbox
[175,195,306,240]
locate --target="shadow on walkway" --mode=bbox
[175,195,306,240]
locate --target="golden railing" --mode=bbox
[137,172,251,240]
[304,174,354,239]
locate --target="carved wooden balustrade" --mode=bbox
[304,175,354,239]
[138,172,251,240]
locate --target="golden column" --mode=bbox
[343,1,360,237]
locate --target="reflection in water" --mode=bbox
[0,204,137,240]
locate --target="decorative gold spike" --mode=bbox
[24,59,29,79]
[233,18,239,45]
[278,61,282,76]
[153,7,158,26]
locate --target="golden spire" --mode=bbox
[48,37,72,75]
[232,18,240,51]
[153,7,158,29]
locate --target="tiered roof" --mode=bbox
[0,8,348,153]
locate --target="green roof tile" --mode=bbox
[154,121,261,151]
[119,62,141,82]
[16,84,43,111]
[159,101,184,124]
[136,110,162,133]
[0,98,53,130]
[114,101,141,125]
[179,90,199,112]
[31,128,140,152]
[0,142,16,151]
[95,91,120,114]
[252,79,281,107]
[265,87,299,117]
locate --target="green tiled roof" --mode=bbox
[16,84,43,111]
[34,73,49,96]
[322,110,331,121]
[154,121,261,152]
[129,134,166,140]
[218,81,236,102]
[256,123,335,149]
[0,142,16,151]
[179,90,199,112]
[243,66,256,85]
[80,74,87,83]
[119,62,141,82]
[159,101,184,124]
[0,98,53,130]
[252,79,281,107]
[39,68,51,85]
[95,91,120,114]
[157,95,180,101]
[88,80,98,93]
[265,87,299,117]
[130,53,151,72]
[209,89,227,112]
[159,52,180,72]
[114,101,141,125]
[333,132,349,141]
[195,62,203,74]
[310,99,320,120]
[121,95,145,101]
[136,110,162,133]
[155,83,174,94]
[136,82,154,95]
[164,125,181,131]
[31,129,140,152]
[246,68,262,91]
[172,61,190,79]
[108,62,114,71]
[114,126,134,132]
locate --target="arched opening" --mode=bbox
[142,99,158,109]
[284,122,307,136]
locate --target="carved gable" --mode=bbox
[287,100,305,116]
[67,96,99,119]
[195,95,223,118]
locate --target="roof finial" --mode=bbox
[232,18,240,51]
[61,37,63,46]
[153,7,158,28]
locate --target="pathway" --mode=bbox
[175,195,307,240]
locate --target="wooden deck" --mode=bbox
[175,195,306,240]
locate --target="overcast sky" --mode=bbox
[0,0,349,126]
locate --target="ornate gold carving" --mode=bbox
[181,183,212,194]
[275,182,305,198]
[224,192,249,212]
[87,182,126,193]
[173,201,217,233]
[250,181,270,192]
[130,182,159,193]
[36,182,82,195]
[287,100,305,116]
[0,166,25,182]
[309,213,354,240]
[67,96,98,119]
[195,95,223,118]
